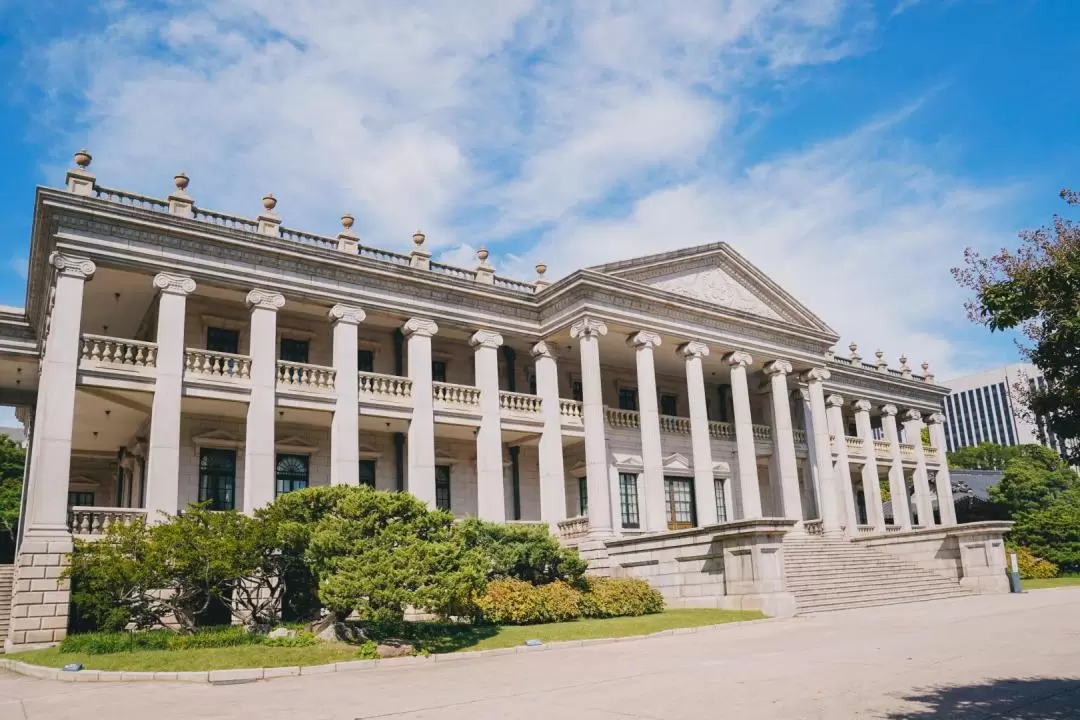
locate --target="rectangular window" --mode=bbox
[431,360,447,383]
[198,448,236,510]
[357,349,374,374]
[435,465,451,511]
[68,491,95,507]
[206,327,239,354]
[618,473,640,529]
[713,478,727,523]
[359,459,377,488]
[664,476,696,530]
[275,453,310,496]
[528,370,537,396]
[571,379,584,403]
[717,385,732,422]
[618,387,639,412]
[578,477,588,516]
[280,338,310,364]
[660,393,678,417]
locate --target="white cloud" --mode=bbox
[22,0,1017,378]
[8,256,28,280]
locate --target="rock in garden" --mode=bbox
[376,640,415,658]
[267,627,297,639]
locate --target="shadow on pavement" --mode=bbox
[885,677,1080,719]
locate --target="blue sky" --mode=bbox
[1,0,1078,399]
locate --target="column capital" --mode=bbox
[570,317,607,339]
[152,272,196,295]
[800,367,831,383]
[470,329,504,349]
[245,288,285,311]
[881,403,898,417]
[403,317,438,338]
[49,252,96,280]
[531,340,559,360]
[627,331,662,350]
[902,408,924,423]
[328,304,366,325]
[853,399,873,413]
[723,350,751,366]
[680,341,711,359]
[763,359,792,376]
[825,394,845,408]
[926,412,947,425]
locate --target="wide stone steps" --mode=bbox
[783,538,970,614]
[0,564,13,646]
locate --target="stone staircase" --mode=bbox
[0,564,12,648]
[784,536,971,614]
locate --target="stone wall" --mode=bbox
[5,537,71,650]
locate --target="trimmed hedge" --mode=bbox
[1012,546,1059,580]
[58,625,259,655]
[580,577,664,618]
[476,576,665,625]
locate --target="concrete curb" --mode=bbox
[0,620,759,684]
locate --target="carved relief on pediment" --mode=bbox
[642,266,784,321]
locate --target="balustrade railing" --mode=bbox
[358,371,412,400]
[844,435,864,453]
[793,428,807,444]
[659,415,691,434]
[605,407,640,428]
[277,360,336,392]
[184,348,251,380]
[559,399,583,422]
[432,381,481,408]
[93,186,170,213]
[192,206,260,232]
[80,334,158,370]
[899,442,916,458]
[278,226,338,249]
[68,507,148,537]
[874,439,892,458]
[357,246,412,266]
[499,390,542,415]
[752,424,772,441]
[709,421,735,438]
[856,524,875,536]
[429,262,477,282]
[492,276,537,293]
[557,516,589,539]
[884,525,903,534]
[804,519,824,536]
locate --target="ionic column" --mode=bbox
[764,360,802,525]
[903,410,935,527]
[570,317,613,536]
[531,342,567,524]
[825,395,859,535]
[629,332,666,532]
[242,289,284,514]
[927,413,957,525]
[881,404,912,530]
[329,305,365,486]
[853,399,886,532]
[404,318,438,508]
[24,253,96,539]
[682,341,717,526]
[725,351,761,519]
[801,368,841,534]
[145,273,196,519]
[471,330,506,522]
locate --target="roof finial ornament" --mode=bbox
[534,262,551,292]
[848,342,861,363]
[899,354,912,379]
[336,213,358,255]
[262,193,277,212]
[477,247,490,263]
[73,149,92,169]
[875,349,887,372]
[341,213,355,231]
[412,230,426,246]
[174,171,190,192]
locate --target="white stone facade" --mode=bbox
[0,153,969,648]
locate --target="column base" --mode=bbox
[5,537,73,652]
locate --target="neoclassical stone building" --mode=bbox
[0,151,1011,649]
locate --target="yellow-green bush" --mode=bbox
[1012,546,1059,579]
[475,578,582,624]
[580,577,664,618]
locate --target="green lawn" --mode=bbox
[9,609,763,672]
[1023,576,1080,591]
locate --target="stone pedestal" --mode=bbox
[5,537,72,651]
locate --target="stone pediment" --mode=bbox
[588,243,835,333]
[662,453,692,472]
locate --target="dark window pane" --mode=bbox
[619,473,639,528]
[664,477,696,530]
[199,448,236,510]
[357,350,374,374]
[578,477,588,516]
[280,338,310,364]
[68,491,95,507]
[359,459,377,488]
[431,361,447,383]
[572,380,584,403]
[435,465,451,511]
[618,387,639,411]
[206,327,239,354]
[660,394,678,417]
[275,454,310,496]
[713,479,727,523]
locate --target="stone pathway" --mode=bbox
[2,588,1079,719]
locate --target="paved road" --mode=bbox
[3,588,1079,719]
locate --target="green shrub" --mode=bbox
[355,641,380,659]
[262,631,318,648]
[59,629,172,655]
[167,625,257,650]
[452,519,588,587]
[1011,546,1059,580]
[475,578,582,624]
[580,577,665,618]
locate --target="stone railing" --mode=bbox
[432,381,481,408]
[185,348,251,380]
[279,226,338,250]
[557,516,589,539]
[605,407,640,428]
[492,276,537,293]
[856,524,875,536]
[752,424,772,441]
[357,246,412,266]
[358,371,412,400]
[709,421,735,438]
[900,443,916,458]
[192,206,260,232]
[844,435,863,453]
[874,439,892,458]
[499,390,542,415]
[80,334,158,369]
[793,428,807,444]
[885,525,903,534]
[68,506,148,537]
[659,415,691,434]
[559,399,583,423]
[429,261,477,282]
[804,519,824,536]
[276,360,336,392]
[94,186,170,213]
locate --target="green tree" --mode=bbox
[0,434,25,546]
[988,445,1079,514]
[946,442,1048,471]
[953,188,1080,464]
[451,518,587,587]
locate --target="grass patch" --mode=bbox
[1024,575,1080,590]
[9,609,763,672]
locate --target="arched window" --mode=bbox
[276,454,310,496]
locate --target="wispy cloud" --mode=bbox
[8,256,28,280]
